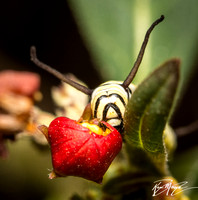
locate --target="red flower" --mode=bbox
[40,117,122,183]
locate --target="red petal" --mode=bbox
[48,117,122,183]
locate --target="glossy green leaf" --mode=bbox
[68,0,198,95]
[123,59,180,175]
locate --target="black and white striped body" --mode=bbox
[90,81,136,130]
[31,16,164,132]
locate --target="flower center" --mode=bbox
[80,122,111,136]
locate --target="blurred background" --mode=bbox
[0,0,198,199]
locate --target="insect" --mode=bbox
[30,15,164,131]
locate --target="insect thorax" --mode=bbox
[90,81,136,130]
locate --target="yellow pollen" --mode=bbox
[80,122,111,136]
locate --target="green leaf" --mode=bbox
[68,0,198,94]
[123,59,180,175]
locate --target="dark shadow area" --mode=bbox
[0,0,101,113]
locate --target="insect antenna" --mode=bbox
[122,15,165,88]
[30,46,93,95]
